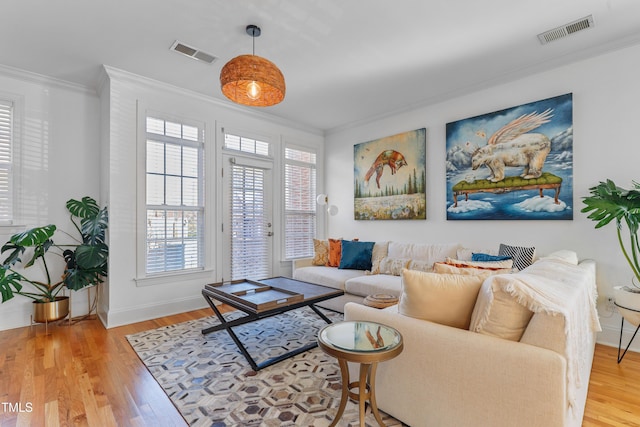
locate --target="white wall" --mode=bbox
[101,67,324,328]
[0,68,101,330]
[325,42,640,351]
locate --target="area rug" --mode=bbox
[126,307,404,426]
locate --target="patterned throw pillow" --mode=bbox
[312,239,329,266]
[326,238,342,267]
[407,259,433,272]
[499,244,536,271]
[370,257,411,276]
[444,257,514,270]
[434,262,511,276]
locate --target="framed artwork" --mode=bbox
[445,93,573,220]
[354,128,426,220]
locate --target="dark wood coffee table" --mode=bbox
[201,276,344,370]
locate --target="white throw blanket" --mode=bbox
[490,258,601,412]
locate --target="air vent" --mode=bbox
[538,15,594,45]
[170,41,217,64]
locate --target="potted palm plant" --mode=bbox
[581,179,640,326]
[0,196,108,323]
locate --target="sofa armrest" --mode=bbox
[292,257,314,270]
[344,302,569,427]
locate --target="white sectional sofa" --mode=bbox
[293,241,461,312]
[293,241,601,427]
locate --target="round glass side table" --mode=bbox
[318,321,403,427]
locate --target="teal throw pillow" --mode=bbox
[472,253,512,262]
[339,240,375,270]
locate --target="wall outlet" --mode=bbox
[606,296,616,312]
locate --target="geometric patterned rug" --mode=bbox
[126,306,405,426]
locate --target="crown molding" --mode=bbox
[0,64,97,96]
[101,65,323,137]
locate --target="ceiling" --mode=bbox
[3,0,640,132]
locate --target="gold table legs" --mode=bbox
[330,358,386,427]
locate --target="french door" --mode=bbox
[222,154,273,281]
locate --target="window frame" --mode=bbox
[282,142,318,261]
[0,94,23,229]
[135,106,213,286]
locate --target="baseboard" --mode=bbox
[596,319,640,354]
[103,295,209,329]
[0,291,97,331]
[0,304,32,331]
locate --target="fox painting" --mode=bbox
[364,150,408,189]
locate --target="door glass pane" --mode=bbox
[229,163,270,280]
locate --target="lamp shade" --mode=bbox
[220,54,285,107]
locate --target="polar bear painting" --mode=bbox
[471,109,553,182]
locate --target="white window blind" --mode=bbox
[224,133,270,156]
[284,147,316,259]
[146,116,204,274]
[0,100,13,224]
[229,162,271,280]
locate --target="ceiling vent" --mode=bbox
[170,41,217,64]
[538,15,594,45]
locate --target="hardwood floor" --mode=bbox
[0,308,638,427]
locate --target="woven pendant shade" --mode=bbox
[220,54,285,107]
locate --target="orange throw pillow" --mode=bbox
[326,238,342,267]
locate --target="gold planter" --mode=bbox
[32,296,70,323]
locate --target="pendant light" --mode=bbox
[220,25,286,107]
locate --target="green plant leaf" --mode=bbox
[0,267,23,302]
[80,207,108,245]
[66,197,100,219]
[9,225,56,247]
[1,242,25,267]
[24,239,54,268]
[582,179,640,282]
[74,243,109,270]
[63,268,103,291]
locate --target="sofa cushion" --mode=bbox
[388,242,459,268]
[312,239,329,265]
[339,240,375,270]
[469,275,534,341]
[399,269,484,329]
[292,266,365,291]
[327,238,342,267]
[539,249,578,265]
[371,241,390,265]
[344,274,402,297]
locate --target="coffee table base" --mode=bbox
[202,296,333,371]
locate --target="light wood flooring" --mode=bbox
[0,307,638,427]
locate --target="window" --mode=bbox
[145,116,204,274]
[0,100,13,224]
[284,146,316,259]
[223,133,270,156]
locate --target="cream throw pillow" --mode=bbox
[399,269,485,329]
[469,275,534,341]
